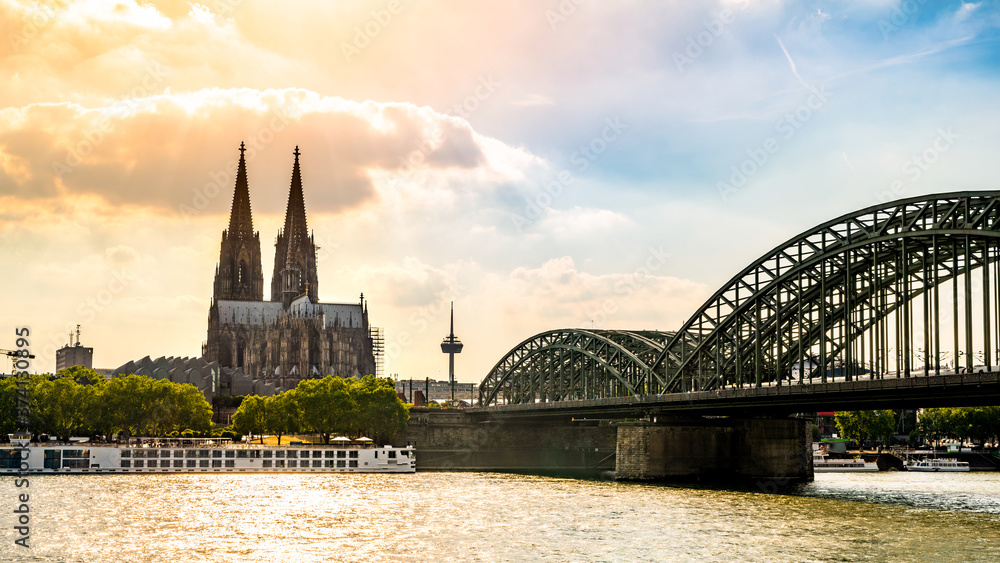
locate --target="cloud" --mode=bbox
[955,2,982,22]
[490,256,707,330]
[0,88,535,216]
[535,206,634,239]
[350,257,463,308]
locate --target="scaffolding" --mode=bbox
[370,326,385,378]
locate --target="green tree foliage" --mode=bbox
[353,375,409,444]
[0,375,40,435]
[0,377,18,435]
[263,391,300,445]
[157,381,214,436]
[23,373,212,440]
[917,407,1000,445]
[233,375,409,444]
[104,374,212,438]
[30,374,93,441]
[834,410,897,446]
[296,375,358,444]
[231,394,267,443]
[57,366,105,386]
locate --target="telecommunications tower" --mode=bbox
[440,302,464,402]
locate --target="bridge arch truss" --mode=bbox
[478,329,677,406]
[480,192,1000,406]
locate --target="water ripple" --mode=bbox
[2,472,999,562]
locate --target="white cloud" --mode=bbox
[955,2,982,22]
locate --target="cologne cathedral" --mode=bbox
[202,144,378,390]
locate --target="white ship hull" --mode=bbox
[813,462,880,473]
[812,447,879,473]
[1,440,415,474]
[904,459,970,472]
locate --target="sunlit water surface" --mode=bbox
[3,471,999,562]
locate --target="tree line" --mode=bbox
[834,410,897,446]
[916,407,1000,445]
[834,407,1000,447]
[231,374,408,445]
[0,367,212,441]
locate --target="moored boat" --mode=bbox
[904,458,970,472]
[812,443,879,472]
[0,435,415,474]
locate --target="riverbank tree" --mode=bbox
[834,410,896,447]
[230,374,408,444]
[917,407,1000,446]
[3,369,213,441]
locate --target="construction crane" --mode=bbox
[2,349,35,374]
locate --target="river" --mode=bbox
[3,471,999,562]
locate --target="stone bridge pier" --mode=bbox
[395,409,813,484]
[614,417,813,485]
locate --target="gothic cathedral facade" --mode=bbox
[203,144,377,390]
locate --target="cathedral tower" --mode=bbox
[271,146,319,307]
[213,142,264,301]
[204,144,376,391]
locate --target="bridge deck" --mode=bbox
[470,371,1000,419]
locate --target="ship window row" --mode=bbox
[14,450,90,469]
[0,449,23,469]
[123,448,392,459]
[120,460,237,468]
[259,460,360,468]
[261,450,359,459]
[126,449,229,458]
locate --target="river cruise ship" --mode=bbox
[0,435,415,474]
[813,452,880,472]
[904,458,970,472]
[812,443,879,472]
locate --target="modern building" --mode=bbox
[55,328,93,372]
[202,144,379,390]
[113,355,274,402]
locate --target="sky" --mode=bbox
[2,0,1000,383]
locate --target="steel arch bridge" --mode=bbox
[480,191,1000,406]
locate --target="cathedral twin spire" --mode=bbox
[214,143,319,308]
[227,142,255,241]
[272,146,319,307]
